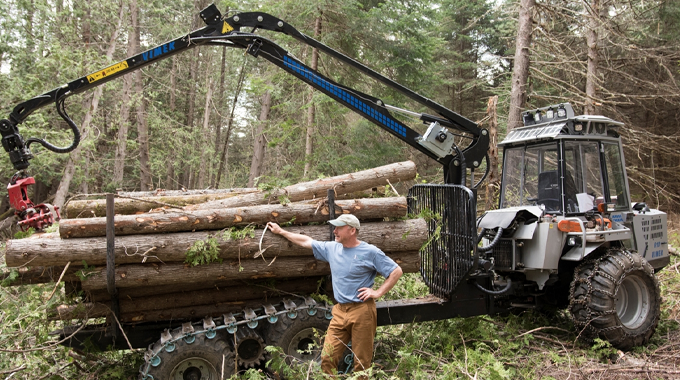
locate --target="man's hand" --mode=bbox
[266,222,313,249]
[267,222,284,234]
[357,287,381,302]
[357,266,403,302]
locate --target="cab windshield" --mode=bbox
[500,141,619,213]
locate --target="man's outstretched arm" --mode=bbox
[266,222,313,249]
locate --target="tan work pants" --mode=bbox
[321,298,377,375]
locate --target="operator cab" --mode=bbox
[498,103,630,215]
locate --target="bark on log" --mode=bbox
[52,278,321,320]
[118,188,256,198]
[80,251,420,291]
[63,190,258,218]
[0,266,80,285]
[59,197,407,238]
[51,297,295,323]
[86,276,328,302]
[190,161,416,211]
[8,219,426,268]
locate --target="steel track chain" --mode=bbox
[139,296,333,379]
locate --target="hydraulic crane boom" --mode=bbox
[0,4,490,230]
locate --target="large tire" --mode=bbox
[142,327,235,380]
[569,248,661,350]
[265,312,330,364]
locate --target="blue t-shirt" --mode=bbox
[311,240,399,304]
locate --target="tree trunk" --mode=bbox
[303,15,322,178]
[165,56,178,190]
[80,250,420,290]
[197,71,213,188]
[63,189,258,218]
[113,0,139,187]
[53,3,125,209]
[212,48,227,187]
[584,0,601,115]
[136,75,151,190]
[485,96,499,212]
[7,219,427,268]
[247,89,272,187]
[60,197,408,238]
[507,0,535,131]
[215,60,247,187]
[199,160,416,210]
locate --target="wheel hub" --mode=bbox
[287,327,322,362]
[171,358,218,380]
[235,328,266,368]
[615,274,651,330]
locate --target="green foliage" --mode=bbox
[185,236,222,267]
[13,228,35,240]
[0,268,19,286]
[223,225,256,241]
[76,260,98,281]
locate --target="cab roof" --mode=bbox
[499,103,624,146]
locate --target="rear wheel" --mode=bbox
[569,248,661,350]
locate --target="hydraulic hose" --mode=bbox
[25,93,80,154]
[478,227,503,253]
[472,154,490,189]
[475,278,512,295]
[453,145,466,186]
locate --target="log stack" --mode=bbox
[3,161,426,323]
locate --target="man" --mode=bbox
[266,214,403,375]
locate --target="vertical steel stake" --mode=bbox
[106,193,120,338]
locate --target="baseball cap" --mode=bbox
[328,214,360,229]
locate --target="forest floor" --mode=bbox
[1,217,679,379]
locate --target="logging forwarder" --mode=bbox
[0,3,669,378]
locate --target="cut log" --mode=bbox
[80,251,420,291]
[117,188,256,197]
[7,219,426,268]
[51,297,295,323]
[52,278,321,320]
[189,161,416,210]
[63,189,258,218]
[0,265,80,285]
[59,197,407,238]
[86,276,328,302]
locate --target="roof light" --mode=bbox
[534,111,541,122]
[546,109,554,119]
[557,106,567,118]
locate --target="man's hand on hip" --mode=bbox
[357,287,381,301]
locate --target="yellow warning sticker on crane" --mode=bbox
[87,61,129,83]
[222,21,234,34]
